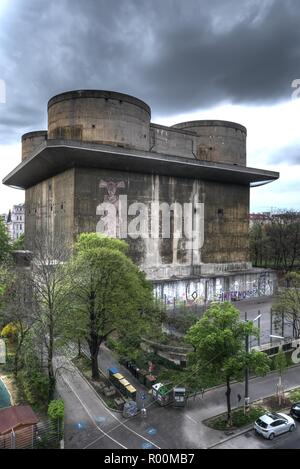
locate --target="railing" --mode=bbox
[252,338,300,356]
[0,419,61,450]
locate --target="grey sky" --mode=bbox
[0,0,300,212]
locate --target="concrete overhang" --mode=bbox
[2,139,279,189]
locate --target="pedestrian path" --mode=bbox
[97,344,146,394]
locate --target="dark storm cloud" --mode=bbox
[0,0,300,143]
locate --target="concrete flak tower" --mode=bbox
[6,89,279,305]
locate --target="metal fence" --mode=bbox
[0,419,62,449]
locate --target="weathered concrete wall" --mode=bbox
[73,168,249,275]
[22,131,47,161]
[47,90,151,151]
[25,168,75,249]
[202,181,250,264]
[74,168,203,270]
[153,270,277,306]
[150,124,197,159]
[172,120,246,165]
[46,92,246,166]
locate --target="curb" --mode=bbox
[201,363,300,395]
[71,358,123,414]
[205,384,300,449]
[207,425,253,449]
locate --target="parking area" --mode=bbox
[213,423,300,449]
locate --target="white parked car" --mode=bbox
[254,412,296,440]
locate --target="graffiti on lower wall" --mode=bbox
[153,271,277,307]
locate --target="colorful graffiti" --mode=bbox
[153,271,277,308]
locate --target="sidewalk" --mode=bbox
[96,345,153,410]
[97,345,145,393]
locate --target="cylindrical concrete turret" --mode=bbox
[172,120,247,166]
[47,90,151,151]
[22,131,48,161]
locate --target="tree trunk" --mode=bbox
[48,320,55,402]
[77,339,82,358]
[225,376,232,427]
[14,335,25,377]
[89,331,101,380]
[48,359,55,402]
[90,344,100,380]
[88,291,101,380]
[14,351,19,378]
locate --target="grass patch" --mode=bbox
[207,406,267,431]
[288,388,300,402]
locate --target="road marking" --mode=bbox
[186,414,199,424]
[147,427,157,436]
[60,374,127,449]
[142,442,156,449]
[65,358,161,449]
[58,357,161,450]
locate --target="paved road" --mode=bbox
[54,356,163,450]
[55,344,300,449]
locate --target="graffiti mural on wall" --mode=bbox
[154,272,277,308]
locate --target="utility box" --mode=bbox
[108,367,119,379]
[125,385,137,401]
[173,387,186,407]
[152,383,172,407]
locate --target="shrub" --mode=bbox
[1,323,18,340]
[18,368,50,409]
[48,400,65,420]
[48,400,64,440]
[289,389,300,402]
[209,406,266,430]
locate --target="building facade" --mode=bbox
[6,204,25,241]
[3,90,279,304]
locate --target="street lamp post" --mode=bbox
[244,312,262,413]
[244,312,250,413]
[270,334,285,404]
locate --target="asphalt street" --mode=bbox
[54,349,300,449]
[54,356,163,450]
[213,423,300,449]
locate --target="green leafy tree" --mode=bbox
[0,217,11,264]
[1,269,35,376]
[48,399,64,440]
[0,267,10,330]
[186,302,270,426]
[29,234,71,400]
[18,332,51,409]
[273,272,300,339]
[12,233,25,250]
[66,233,155,379]
[249,210,300,271]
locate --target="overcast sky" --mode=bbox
[0,0,300,214]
